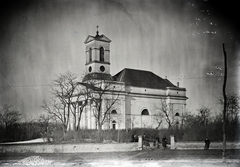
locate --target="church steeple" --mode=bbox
[83,27,112,81]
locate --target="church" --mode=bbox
[73,29,188,130]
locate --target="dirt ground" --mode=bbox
[1,149,240,166]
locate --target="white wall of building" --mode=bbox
[72,82,187,131]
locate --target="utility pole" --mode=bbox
[222,43,227,161]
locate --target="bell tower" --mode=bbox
[83,26,112,81]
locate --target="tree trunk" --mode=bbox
[76,114,81,131]
[73,114,77,131]
[98,124,103,142]
[76,107,83,131]
[63,125,68,141]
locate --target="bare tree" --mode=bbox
[226,94,240,122]
[38,114,52,132]
[155,99,175,129]
[102,98,121,127]
[42,72,78,138]
[0,104,21,131]
[70,84,89,131]
[86,80,122,141]
[219,93,240,122]
[41,99,67,134]
[153,112,163,129]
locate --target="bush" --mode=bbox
[0,122,43,142]
[54,128,184,144]
[1,119,238,143]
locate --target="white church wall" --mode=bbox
[167,99,186,116]
[166,87,186,97]
[125,95,132,129]
[126,92,187,129]
[102,81,125,92]
[127,86,166,96]
[75,90,186,130]
[128,95,165,129]
[107,95,126,130]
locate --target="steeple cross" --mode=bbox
[96,25,99,36]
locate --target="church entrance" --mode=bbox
[112,120,116,130]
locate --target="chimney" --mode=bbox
[165,76,167,79]
[177,82,179,87]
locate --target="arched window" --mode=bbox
[141,109,149,115]
[112,120,116,130]
[89,47,92,62]
[175,113,180,116]
[111,110,117,114]
[99,47,104,62]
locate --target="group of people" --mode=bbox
[161,136,212,149]
[143,134,167,148]
[134,133,212,150]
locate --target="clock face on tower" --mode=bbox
[100,66,105,72]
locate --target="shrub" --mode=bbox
[62,128,185,143]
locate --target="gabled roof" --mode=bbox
[84,34,111,44]
[112,68,177,89]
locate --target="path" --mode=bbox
[1,149,240,166]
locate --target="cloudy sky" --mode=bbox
[0,0,239,119]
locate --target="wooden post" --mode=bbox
[222,43,227,161]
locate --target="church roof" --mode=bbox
[84,33,111,44]
[82,73,112,82]
[112,68,177,89]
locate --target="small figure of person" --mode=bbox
[162,136,167,148]
[143,133,147,146]
[131,134,135,142]
[204,137,211,150]
[143,133,146,139]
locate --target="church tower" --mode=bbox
[83,27,112,81]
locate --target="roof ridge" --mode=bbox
[123,68,152,73]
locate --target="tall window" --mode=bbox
[111,110,117,114]
[100,47,104,62]
[89,47,92,62]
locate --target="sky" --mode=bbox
[0,0,239,120]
